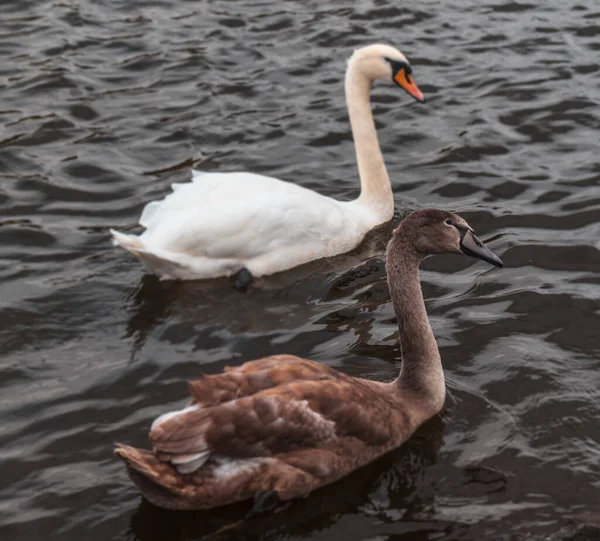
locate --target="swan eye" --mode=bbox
[384,57,408,74]
[444,219,452,226]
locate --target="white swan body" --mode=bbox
[112,171,378,280]
[111,44,424,281]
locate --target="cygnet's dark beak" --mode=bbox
[459,229,503,268]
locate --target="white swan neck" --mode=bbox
[345,59,394,224]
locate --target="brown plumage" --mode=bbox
[115,208,503,510]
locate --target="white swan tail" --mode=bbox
[110,229,177,277]
[110,229,145,255]
[110,228,233,280]
[110,230,171,274]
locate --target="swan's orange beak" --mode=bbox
[394,68,424,103]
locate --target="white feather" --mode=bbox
[173,451,211,474]
[151,403,201,433]
[212,458,263,480]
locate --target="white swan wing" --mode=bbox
[142,190,355,259]
[139,171,308,230]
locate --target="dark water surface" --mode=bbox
[1,0,600,539]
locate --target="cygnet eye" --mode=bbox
[444,218,452,226]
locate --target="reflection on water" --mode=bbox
[1,0,600,540]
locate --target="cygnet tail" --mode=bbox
[115,443,196,510]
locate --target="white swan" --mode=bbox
[110,43,424,287]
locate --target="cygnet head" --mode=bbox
[388,209,503,267]
[349,43,424,102]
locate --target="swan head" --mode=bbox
[389,209,503,267]
[349,44,424,102]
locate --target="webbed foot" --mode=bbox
[253,490,281,513]
[234,267,253,292]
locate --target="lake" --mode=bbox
[1,0,599,539]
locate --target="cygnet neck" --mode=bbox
[385,231,445,408]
